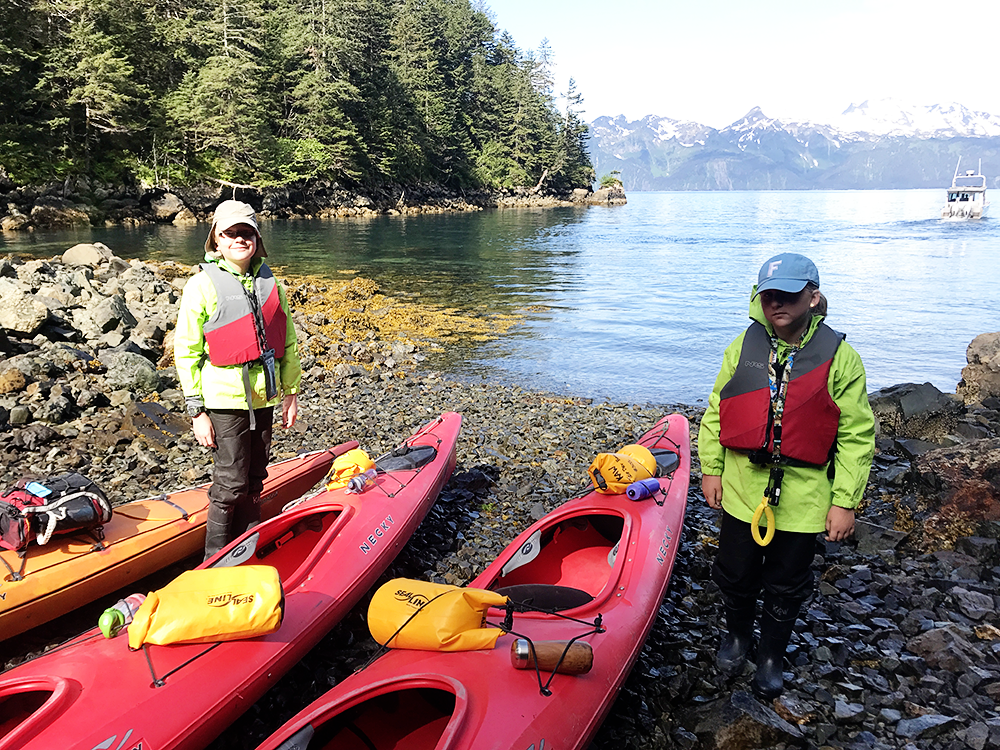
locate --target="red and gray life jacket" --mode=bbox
[718,321,843,467]
[200,262,286,366]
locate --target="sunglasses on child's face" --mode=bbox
[219,227,257,241]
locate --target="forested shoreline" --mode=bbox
[0,0,594,200]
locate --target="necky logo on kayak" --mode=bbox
[655,523,675,566]
[88,729,141,750]
[359,514,395,554]
[207,592,256,607]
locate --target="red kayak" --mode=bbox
[0,447,340,642]
[0,412,462,750]
[254,413,690,750]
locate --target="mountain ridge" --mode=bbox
[590,99,1000,191]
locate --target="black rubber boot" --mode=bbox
[203,504,233,562]
[717,596,757,676]
[231,493,261,540]
[752,596,801,701]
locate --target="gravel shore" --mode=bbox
[2,248,998,750]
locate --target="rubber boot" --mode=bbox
[752,596,801,701]
[231,493,261,540]
[203,503,233,562]
[717,596,756,676]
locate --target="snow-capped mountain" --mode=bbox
[833,99,1000,138]
[589,100,1000,191]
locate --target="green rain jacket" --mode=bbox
[174,256,301,411]
[698,290,875,533]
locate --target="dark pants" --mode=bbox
[712,510,817,605]
[204,407,273,559]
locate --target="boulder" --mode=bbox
[63,242,113,267]
[30,198,91,228]
[958,332,1000,405]
[868,382,962,441]
[98,350,161,394]
[0,278,49,335]
[150,192,186,221]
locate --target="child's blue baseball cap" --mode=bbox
[753,253,820,298]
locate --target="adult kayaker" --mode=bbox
[174,200,301,561]
[698,252,875,700]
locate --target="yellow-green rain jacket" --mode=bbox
[174,256,301,410]
[698,289,875,533]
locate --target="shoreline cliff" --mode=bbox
[0,177,627,232]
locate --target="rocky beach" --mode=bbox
[1,246,999,750]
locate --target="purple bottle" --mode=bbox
[626,478,661,501]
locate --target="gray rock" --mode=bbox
[98,350,161,394]
[689,691,802,750]
[63,242,113,267]
[895,713,960,739]
[90,294,138,334]
[949,587,994,620]
[958,332,1000,404]
[905,624,983,672]
[150,192,186,221]
[9,404,32,425]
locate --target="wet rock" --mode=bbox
[949,586,995,620]
[895,713,961,740]
[122,401,190,450]
[687,691,803,750]
[914,439,1000,523]
[906,625,983,671]
[870,382,962,440]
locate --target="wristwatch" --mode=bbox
[187,402,206,417]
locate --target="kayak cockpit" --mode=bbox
[275,687,457,750]
[489,513,625,605]
[209,506,349,590]
[0,676,76,747]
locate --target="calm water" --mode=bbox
[3,190,994,405]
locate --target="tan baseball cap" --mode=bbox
[204,200,267,258]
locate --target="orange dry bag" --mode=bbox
[367,578,508,651]
[587,443,656,495]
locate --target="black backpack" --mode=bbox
[0,472,113,553]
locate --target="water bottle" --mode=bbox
[626,478,661,501]
[345,468,378,494]
[99,593,146,639]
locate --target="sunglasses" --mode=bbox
[759,289,806,305]
[219,227,257,241]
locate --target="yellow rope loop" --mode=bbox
[751,497,776,546]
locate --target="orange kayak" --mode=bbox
[0,445,347,641]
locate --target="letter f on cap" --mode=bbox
[767,260,783,277]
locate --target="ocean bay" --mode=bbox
[3,189,992,405]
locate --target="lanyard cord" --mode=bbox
[752,337,798,547]
[240,277,271,354]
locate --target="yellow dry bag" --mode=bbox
[325,448,375,490]
[368,578,508,651]
[588,443,656,495]
[127,565,284,649]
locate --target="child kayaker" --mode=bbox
[174,200,301,561]
[697,252,875,700]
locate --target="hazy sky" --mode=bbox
[486,0,1000,128]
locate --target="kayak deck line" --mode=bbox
[0,413,463,750]
[255,413,691,750]
[0,446,343,641]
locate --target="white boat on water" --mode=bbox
[942,158,988,219]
